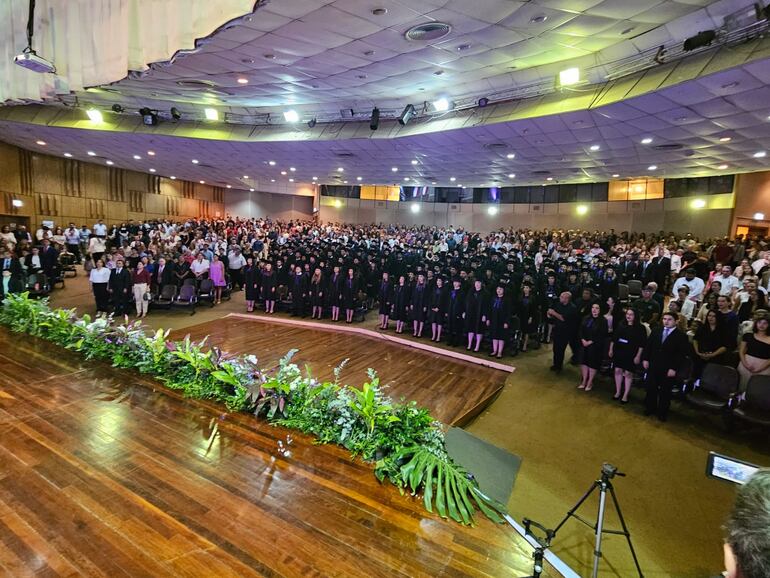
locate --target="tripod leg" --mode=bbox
[591,484,608,578]
[608,485,644,578]
[553,481,598,536]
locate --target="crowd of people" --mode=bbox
[2,217,770,421]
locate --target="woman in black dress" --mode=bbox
[327,265,342,321]
[429,276,449,342]
[243,257,259,312]
[578,302,608,392]
[342,268,357,323]
[309,267,324,319]
[391,275,409,334]
[409,273,428,337]
[516,283,537,352]
[446,278,465,346]
[692,309,730,380]
[465,279,487,352]
[487,285,511,358]
[377,272,391,330]
[608,308,646,402]
[260,261,276,313]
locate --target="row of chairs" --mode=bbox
[150,278,231,315]
[684,364,770,430]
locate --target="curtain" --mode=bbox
[0,0,255,103]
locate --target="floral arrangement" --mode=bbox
[0,292,506,525]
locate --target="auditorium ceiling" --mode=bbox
[0,0,768,189]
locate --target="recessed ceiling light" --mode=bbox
[237,77,249,84]
[612,174,620,178]
[147,150,155,156]
[404,177,410,181]
[281,170,287,175]
[753,151,766,158]
[343,180,348,184]
[289,178,294,182]
[312,176,318,180]
[648,165,658,170]
[283,109,299,122]
[530,15,548,23]
[718,164,728,170]
[433,98,450,111]
[450,177,456,182]
[719,136,732,142]
[226,184,232,188]
[508,173,516,178]
[271,179,275,182]
[391,167,398,172]
[263,53,275,60]
[268,160,276,166]
[506,153,515,159]
[363,50,375,56]
[243,175,249,179]
[621,26,635,35]
[249,188,255,191]
[411,159,419,165]
[432,181,437,184]
[589,144,600,151]
[357,176,362,181]
[289,167,296,172]
[63,152,72,158]
[546,177,553,181]
[641,137,653,144]
[170,176,176,180]
[433,70,444,76]
[105,160,114,166]
[192,159,199,164]
[87,151,96,156]
[721,81,739,89]
[199,180,205,184]
[204,108,218,121]
[337,167,344,172]
[241,58,254,64]
[559,67,580,86]
[456,43,471,51]
[133,154,141,160]
[35,140,46,145]
[372,8,387,15]
[149,168,156,173]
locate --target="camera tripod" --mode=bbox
[553,463,644,578]
[520,518,555,578]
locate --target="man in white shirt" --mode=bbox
[717,265,740,296]
[190,254,210,279]
[227,248,246,290]
[671,268,705,301]
[93,220,108,238]
[751,251,770,275]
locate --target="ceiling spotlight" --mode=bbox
[357,176,362,181]
[410,203,420,213]
[450,177,456,182]
[138,107,157,125]
[87,151,96,156]
[391,167,398,172]
[283,109,299,122]
[226,185,232,188]
[149,168,156,173]
[63,152,72,158]
[312,176,318,181]
[398,104,417,126]
[404,177,410,181]
[589,144,600,151]
[111,104,124,113]
[281,171,287,175]
[105,160,114,165]
[170,107,182,120]
[411,159,419,165]
[147,150,155,156]
[35,140,46,145]
[86,108,103,123]
[719,136,732,142]
[754,212,765,220]
[289,178,294,182]
[199,180,205,184]
[432,98,450,112]
[271,179,276,182]
[718,164,728,170]
[648,165,658,170]
[612,173,620,178]
[754,151,766,158]
[337,167,344,172]
[683,30,716,52]
[576,205,588,215]
[506,153,515,159]
[641,137,653,144]
[133,154,141,160]
[343,180,348,184]
[170,176,176,180]
[192,159,199,164]
[508,173,516,178]
[289,167,296,172]
[478,97,490,108]
[249,188,255,191]
[237,77,249,84]
[204,108,218,121]
[307,117,317,128]
[487,206,498,215]
[546,177,554,181]
[559,67,580,86]
[370,107,380,131]
[691,198,707,209]
[269,160,276,166]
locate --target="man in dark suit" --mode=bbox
[153,257,176,291]
[649,247,671,294]
[0,249,24,298]
[548,291,580,372]
[620,254,641,283]
[642,311,689,422]
[108,258,132,316]
[39,239,59,281]
[0,249,23,276]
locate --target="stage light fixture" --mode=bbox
[170,107,182,120]
[86,108,103,123]
[111,104,124,113]
[410,203,420,213]
[283,109,299,122]
[138,107,158,126]
[576,204,588,215]
[307,117,317,128]
[691,198,707,209]
[559,67,580,86]
[478,97,489,108]
[487,206,498,215]
[12,199,23,207]
[433,98,450,112]
[398,104,416,126]
[204,108,218,121]
[370,107,380,131]
[754,212,765,220]
[683,30,716,51]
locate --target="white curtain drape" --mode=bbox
[0,0,255,103]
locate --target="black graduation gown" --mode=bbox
[579,315,608,370]
[489,296,511,339]
[342,276,357,309]
[260,270,276,301]
[517,295,538,333]
[392,284,409,321]
[326,273,342,307]
[429,286,449,324]
[309,276,324,307]
[377,281,392,315]
[465,289,487,333]
[447,288,465,333]
[410,283,428,322]
[244,265,260,301]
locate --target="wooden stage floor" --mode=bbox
[172,316,508,427]
[0,327,549,577]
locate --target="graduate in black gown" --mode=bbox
[487,285,511,358]
[516,283,538,352]
[429,276,449,342]
[377,272,392,329]
[446,278,465,346]
[392,275,409,334]
[409,273,429,337]
[260,261,276,313]
[608,307,646,402]
[578,302,608,392]
[342,268,357,323]
[290,265,308,317]
[309,267,324,319]
[327,265,342,321]
[465,279,487,352]
[243,257,259,312]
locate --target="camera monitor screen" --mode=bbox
[707,452,760,485]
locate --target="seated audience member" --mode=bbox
[190,253,210,280]
[671,268,705,302]
[672,284,696,321]
[723,468,770,578]
[738,310,770,391]
[633,285,661,328]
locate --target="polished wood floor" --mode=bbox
[173,316,507,427]
[0,328,547,577]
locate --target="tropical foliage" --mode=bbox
[0,292,506,525]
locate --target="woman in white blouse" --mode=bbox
[89,259,111,313]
